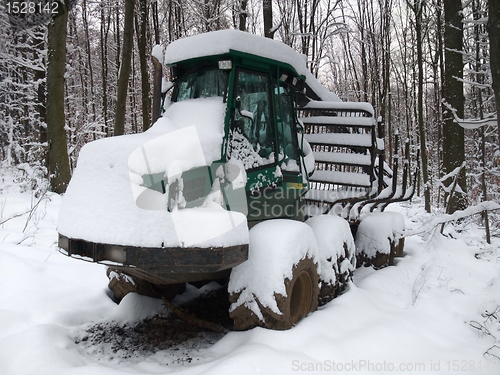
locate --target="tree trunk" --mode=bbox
[296,0,307,54]
[414,0,431,213]
[436,0,445,207]
[33,34,46,145]
[263,0,273,39]
[239,0,248,31]
[358,1,369,102]
[152,55,162,125]
[152,0,160,45]
[100,2,110,136]
[115,5,121,76]
[136,0,151,132]
[442,0,467,212]
[487,0,500,149]
[46,0,71,193]
[114,0,135,136]
[204,0,211,32]
[82,0,96,123]
[475,0,490,244]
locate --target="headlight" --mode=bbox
[218,60,232,70]
[104,245,127,264]
[58,234,69,251]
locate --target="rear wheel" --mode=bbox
[317,242,355,305]
[305,215,356,306]
[392,237,405,258]
[354,212,405,269]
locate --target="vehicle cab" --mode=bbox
[164,30,311,224]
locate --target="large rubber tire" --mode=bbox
[230,257,319,330]
[392,237,405,258]
[107,268,185,302]
[305,215,356,306]
[356,251,391,270]
[318,242,354,306]
[356,237,405,269]
[354,212,406,270]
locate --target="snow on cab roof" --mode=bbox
[164,29,340,102]
[165,29,305,74]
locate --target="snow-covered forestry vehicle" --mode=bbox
[58,30,417,330]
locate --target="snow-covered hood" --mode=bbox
[58,97,249,248]
[127,98,226,210]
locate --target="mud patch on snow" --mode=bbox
[74,286,232,364]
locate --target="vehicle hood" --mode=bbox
[58,97,249,248]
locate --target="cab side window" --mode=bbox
[275,84,300,172]
[230,69,276,170]
[175,68,228,101]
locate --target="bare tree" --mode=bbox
[443,0,467,212]
[100,1,112,136]
[167,0,185,41]
[183,0,229,33]
[487,0,500,148]
[46,0,71,193]
[239,0,248,31]
[114,0,135,136]
[152,0,160,44]
[409,0,431,212]
[82,0,96,123]
[263,0,273,38]
[136,0,151,132]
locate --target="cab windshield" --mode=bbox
[173,68,229,102]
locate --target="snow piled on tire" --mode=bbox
[355,212,405,258]
[228,220,319,319]
[306,215,355,287]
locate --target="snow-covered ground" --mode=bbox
[1,176,500,374]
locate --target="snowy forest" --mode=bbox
[3,1,500,373]
[1,0,499,227]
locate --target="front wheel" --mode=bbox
[228,219,320,331]
[230,257,319,330]
[282,257,319,327]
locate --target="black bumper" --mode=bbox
[58,234,249,284]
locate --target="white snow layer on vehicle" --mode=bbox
[355,212,405,257]
[58,97,249,249]
[302,100,375,117]
[298,131,315,177]
[306,215,355,285]
[164,29,340,102]
[229,131,275,170]
[228,220,319,319]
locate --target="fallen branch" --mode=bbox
[23,190,48,232]
[162,297,227,334]
[405,201,500,237]
[443,101,497,129]
[0,209,31,226]
[470,307,500,360]
[0,191,49,228]
[485,345,500,361]
[441,162,466,234]
[470,320,494,337]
